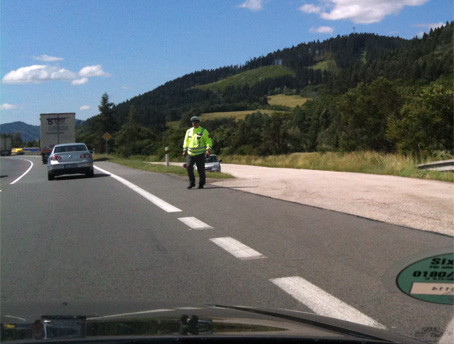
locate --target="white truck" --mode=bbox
[40,113,76,163]
[0,137,12,156]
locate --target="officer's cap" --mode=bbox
[191,116,200,122]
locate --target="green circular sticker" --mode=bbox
[397,253,453,304]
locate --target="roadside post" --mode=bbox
[165,147,169,167]
[103,132,111,155]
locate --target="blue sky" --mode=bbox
[1,0,452,126]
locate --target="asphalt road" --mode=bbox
[1,155,453,343]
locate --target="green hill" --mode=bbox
[0,121,40,142]
[77,23,453,159]
[107,33,413,129]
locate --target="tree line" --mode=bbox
[155,76,451,158]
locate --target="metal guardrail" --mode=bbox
[418,159,454,172]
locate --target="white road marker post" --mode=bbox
[165,147,169,167]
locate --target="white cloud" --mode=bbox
[0,103,18,110]
[310,26,335,34]
[300,4,322,14]
[238,0,264,11]
[72,78,89,85]
[32,54,64,62]
[413,22,445,30]
[80,105,91,110]
[78,65,111,77]
[2,65,76,84]
[121,86,130,90]
[413,22,445,38]
[299,0,430,24]
[2,63,111,85]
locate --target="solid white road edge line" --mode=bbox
[94,165,182,213]
[438,316,454,344]
[210,237,265,260]
[10,159,34,185]
[178,217,213,230]
[270,276,386,330]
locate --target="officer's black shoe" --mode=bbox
[187,183,196,189]
[198,185,204,189]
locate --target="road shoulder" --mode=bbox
[211,164,454,236]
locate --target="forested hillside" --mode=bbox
[78,22,453,158]
[0,121,40,143]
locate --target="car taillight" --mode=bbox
[80,153,91,158]
[51,155,61,161]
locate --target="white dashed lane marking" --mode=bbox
[270,276,386,330]
[210,237,266,260]
[94,166,182,213]
[439,316,454,344]
[93,164,401,336]
[178,217,213,230]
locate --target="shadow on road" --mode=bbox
[51,173,110,181]
[205,185,257,190]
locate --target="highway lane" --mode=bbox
[0,156,35,187]
[1,156,452,342]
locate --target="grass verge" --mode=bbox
[222,151,454,182]
[94,152,453,183]
[94,154,234,180]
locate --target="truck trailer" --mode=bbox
[1,137,12,156]
[40,113,76,163]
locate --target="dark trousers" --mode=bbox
[187,154,206,186]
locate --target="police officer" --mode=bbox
[183,116,212,189]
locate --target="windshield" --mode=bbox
[1,1,453,343]
[205,156,217,163]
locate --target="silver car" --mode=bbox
[47,143,94,180]
[204,154,222,172]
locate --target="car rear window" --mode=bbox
[55,145,86,153]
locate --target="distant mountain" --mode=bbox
[0,121,40,142]
[0,119,85,142]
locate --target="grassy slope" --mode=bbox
[267,94,309,107]
[197,95,308,122]
[165,109,284,127]
[201,109,286,121]
[195,65,295,91]
[311,53,339,73]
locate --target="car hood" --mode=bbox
[1,302,422,343]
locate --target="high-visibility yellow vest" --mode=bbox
[183,127,212,156]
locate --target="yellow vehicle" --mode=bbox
[11,148,24,155]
